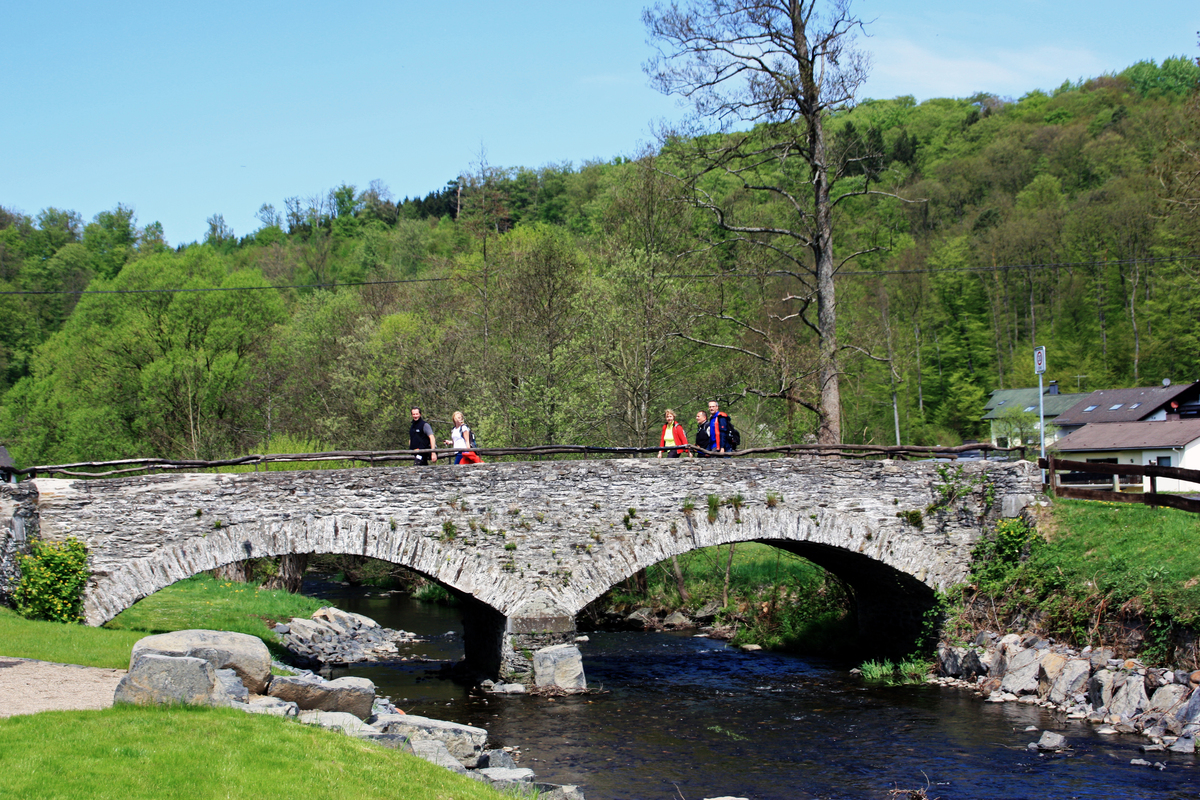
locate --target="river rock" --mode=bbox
[1109,674,1149,719]
[533,644,587,692]
[1148,684,1189,716]
[1000,648,1042,695]
[313,606,379,631]
[1174,686,1200,725]
[960,648,986,681]
[1036,731,1067,751]
[373,713,489,767]
[242,695,298,717]
[937,645,962,678]
[535,785,586,800]
[1089,669,1115,711]
[663,611,692,628]
[1037,652,1068,699]
[1048,659,1090,706]
[410,739,471,774]
[1089,647,1114,671]
[479,767,536,784]
[129,629,272,694]
[268,675,376,720]
[626,608,658,629]
[480,749,518,769]
[297,710,379,735]
[1169,734,1196,754]
[114,654,234,708]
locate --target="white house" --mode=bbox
[1051,419,1200,493]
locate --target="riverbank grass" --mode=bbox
[0,704,509,800]
[0,574,324,668]
[952,498,1200,663]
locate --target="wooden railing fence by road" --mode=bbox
[1039,456,1200,515]
[2,442,1026,481]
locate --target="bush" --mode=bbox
[13,537,90,623]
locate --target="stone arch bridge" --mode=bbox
[1,457,1040,677]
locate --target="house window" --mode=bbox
[1083,405,1098,412]
[1108,404,1123,411]
[1130,403,1141,409]
[1157,456,1172,468]
[1023,406,1036,412]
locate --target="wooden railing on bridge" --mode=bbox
[1039,456,1200,515]
[1,442,1025,481]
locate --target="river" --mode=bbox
[308,579,1199,800]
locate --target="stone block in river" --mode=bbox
[373,713,489,767]
[267,675,375,720]
[533,644,587,692]
[129,629,272,694]
[480,749,518,769]
[1035,730,1067,751]
[114,654,233,708]
[1048,659,1091,706]
[999,648,1042,695]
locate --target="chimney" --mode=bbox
[1046,380,1059,396]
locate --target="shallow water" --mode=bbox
[309,581,1200,800]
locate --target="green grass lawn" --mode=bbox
[0,704,509,800]
[1,574,325,668]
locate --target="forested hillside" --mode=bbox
[2,57,1198,468]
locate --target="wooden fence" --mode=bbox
[1,442,1024,481]
[1039,456,1200,514]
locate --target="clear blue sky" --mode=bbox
[3,1,1196,245]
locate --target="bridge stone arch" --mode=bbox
[0,457,1041,677]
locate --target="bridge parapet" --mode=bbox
[0,457,1041,675]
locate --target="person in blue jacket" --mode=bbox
[705,400,733,455]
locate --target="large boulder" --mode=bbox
[999,648,1042,696]
[1109,674,1149,720]
[533,644,587,692]
[130,630,271,694]
[114,654,234,708]
[373,713,489,767]
[1037,652,1068,699]
[267,675,375,720]
[1047,659,1091,706]
[1089,669,1115,711]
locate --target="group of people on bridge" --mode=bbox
[406,400,738,466]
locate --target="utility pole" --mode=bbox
[1034,346,1047,478]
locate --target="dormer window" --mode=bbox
[1130,403,1141,409]
[1083,405,1098,412]
[1023,406,1036,412]
[1108,404,1123,411]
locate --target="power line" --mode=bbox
[0,254,1195,297]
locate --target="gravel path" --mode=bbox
[0,657,126,718]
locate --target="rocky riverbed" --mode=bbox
[936,631,1200,758]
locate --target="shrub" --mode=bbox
[14,537,90,623]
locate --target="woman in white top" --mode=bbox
[444,411,481,464]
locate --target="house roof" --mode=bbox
[1052,419,1200,452]
[1052,382,1200,427]
[982,388,1083,421]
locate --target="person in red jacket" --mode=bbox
[657,408,689,458]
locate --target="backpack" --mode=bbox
[726,418,741,450]
[469,428,478,449]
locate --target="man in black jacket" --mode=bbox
[409,407,437,465]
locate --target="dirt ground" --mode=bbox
[0,657,126,718]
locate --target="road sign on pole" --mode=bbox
[1034,346,1047,465]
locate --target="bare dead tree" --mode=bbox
[644,0,895,444]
